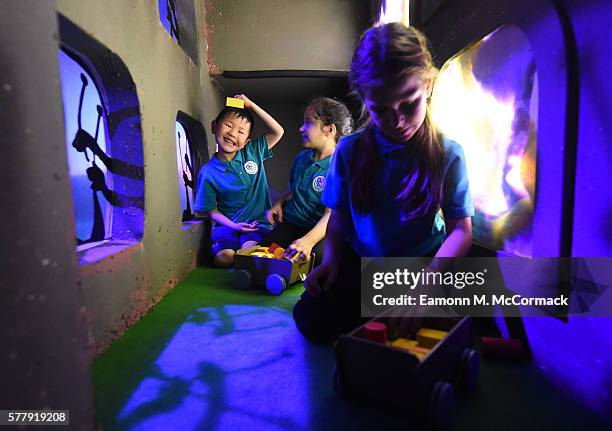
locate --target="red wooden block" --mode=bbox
[364,321,388,345]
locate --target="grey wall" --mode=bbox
[206,0,372,72]
[0,1,365,426]
[57,0,225,355]
[0,1,94,428]
[257,103,308,200]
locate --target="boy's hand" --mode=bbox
[233,94,252,109]
[266,203,283,225]
[233,222,258,233]
[304,261,338,297]
[285,237,314,262]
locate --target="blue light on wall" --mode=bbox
[523,316,612,418]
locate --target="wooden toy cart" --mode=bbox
[333,316,479,431]
[233,245,315,295]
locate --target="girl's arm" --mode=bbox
[304,208,347,296]
[435,217,473,258]
[273,190,293,208]
[235,94,284,149]
[388,217,472,337]
[267,190,293,224]
[209,209,258,232]
[285,208,331,261]
[320,209,346,264]
[303,207,332,247]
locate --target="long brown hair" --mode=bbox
[307,97,353,142]
[349,23,444,221]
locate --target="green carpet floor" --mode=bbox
[93,267,609,431]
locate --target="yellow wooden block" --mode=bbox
[226,97,245,109]
[390,338,418,351]
[416,328,448,349]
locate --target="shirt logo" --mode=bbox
[312,175,326,192]
[244,161,258,175]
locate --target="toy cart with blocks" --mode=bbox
[333,316,479,431]
[233,245,315,295]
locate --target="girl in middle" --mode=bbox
[260,97,353,266]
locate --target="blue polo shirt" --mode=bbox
[194,135,273,231]
[282,150,331,229]
[322,128,474,257]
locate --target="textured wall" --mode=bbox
[528,0,612,421]
[0,1,94,428]
[57,0,225,355]
[206,0,371,72]
[425,0,612,421]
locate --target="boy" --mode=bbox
[195,94,284,267]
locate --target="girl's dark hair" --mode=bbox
[349,23,444,221]
[307,97,353,142]
[213,106,255,136]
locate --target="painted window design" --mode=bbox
[158,0,198,63]
[175,120,195,221]
[58,15,145,266]
[59,50,112,247]
[158,0,180,42]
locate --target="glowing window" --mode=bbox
[175,120,195,221]
[378,0,410,27]
[430,25,538,257]
[59,50,112,247]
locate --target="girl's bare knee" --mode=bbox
[241,240,259,249]
[213,249,235,267]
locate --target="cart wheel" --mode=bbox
[332,364,349,399]
[459,348,480,392]
[266,274,287,296]
[428,381,454,431]
[232,269,253,290]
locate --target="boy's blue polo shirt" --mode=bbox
[322,128,474,257]
[194,135,273,231]
[282,150,331,229]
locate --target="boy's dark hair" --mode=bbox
[213,106,255,136]
[307,97,354,142]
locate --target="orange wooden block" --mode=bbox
[407,345,430,361]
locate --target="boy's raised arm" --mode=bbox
[234,94,284,148]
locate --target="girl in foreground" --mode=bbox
[293,23,474,343]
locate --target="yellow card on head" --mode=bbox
[226,97,245,109]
